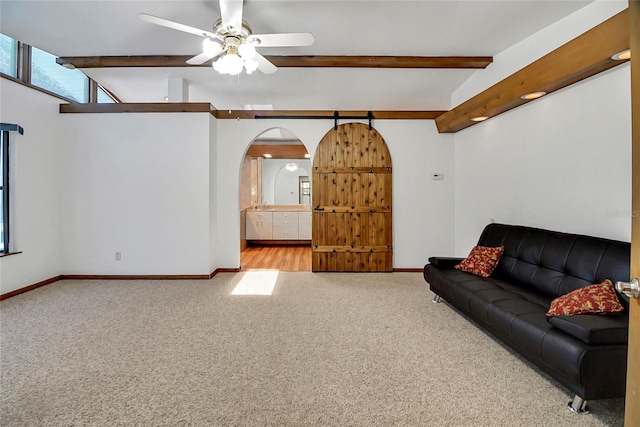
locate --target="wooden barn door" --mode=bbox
[312,122,392,272]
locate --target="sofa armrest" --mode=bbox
[547,314,628,345]
[427,257,465,270]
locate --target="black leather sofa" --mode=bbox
[423,223,631,413]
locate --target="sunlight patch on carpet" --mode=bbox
[231,271,279,295]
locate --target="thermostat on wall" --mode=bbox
[432,173,444,180]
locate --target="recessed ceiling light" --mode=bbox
[471,116,489,122]
[520,91,547,100]
[304,153,310,158]
[263,153,272,158]
[611,49,631,61]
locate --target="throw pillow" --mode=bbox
[454,245,505,277]
[546,279,624,317]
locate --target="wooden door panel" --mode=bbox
[312,123,392,272]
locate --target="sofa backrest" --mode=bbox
[477,223,631,299]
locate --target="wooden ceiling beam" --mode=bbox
[436,9,630,133]
[56,55,492,69]
[58,104,445,120]
[59,103,214,114]
[245,144,309,159]
[214,110,446,120]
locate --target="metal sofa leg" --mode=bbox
[568,395,589,414]
[432,295,442,303]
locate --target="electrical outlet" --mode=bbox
[115,252,121,260]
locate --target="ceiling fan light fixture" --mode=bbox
[214,48,244,75]
[238,42,256,59]
[244,59,259,74]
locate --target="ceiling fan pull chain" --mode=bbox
[236,73,241,117]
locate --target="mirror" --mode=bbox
[261,159,311,205]
[241,127,311,209]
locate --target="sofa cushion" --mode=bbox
[427,257,465,270]
[454,245,504,277]
[547,315,628,345]
[476,223,631,299]
[546,279,624,316]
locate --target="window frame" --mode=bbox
[1,130,9,253]
[1,33,119,104]
[0,123,23,255]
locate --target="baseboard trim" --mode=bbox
[209,268,241,278]
[393,268,424,273]
[0,275,62,301]
[61,274,211,280]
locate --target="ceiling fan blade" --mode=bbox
[254,52,277,74]
[139,13,217,39]
[219,0,243,32]
[249,33,315,47]
[186,52,220,65]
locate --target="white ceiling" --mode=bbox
[0,0,593,110]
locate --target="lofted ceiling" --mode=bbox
[0,0,594,111]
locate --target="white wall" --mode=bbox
[454,65,631,255]
[0,80,64,294]
[209,115,218,273]
[375,120,455,267]
[60,112,213,275]
[217,119,455,269]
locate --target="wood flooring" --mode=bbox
[241,245,312,271]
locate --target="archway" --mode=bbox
[239,127,312,271]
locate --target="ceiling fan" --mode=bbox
[139,0,314,75]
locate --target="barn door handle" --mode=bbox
[616,278,640,299]
[314,206,325,211]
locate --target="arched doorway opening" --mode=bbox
[239,127,312,271]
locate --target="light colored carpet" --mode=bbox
[1,272,624,426]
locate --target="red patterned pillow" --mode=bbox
[546,279,624,317]
[454,245,505,277]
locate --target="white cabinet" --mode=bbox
[246,210,312,240]
[273,212,299,239]
[246,211,273,240]
[298,211,312,240]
